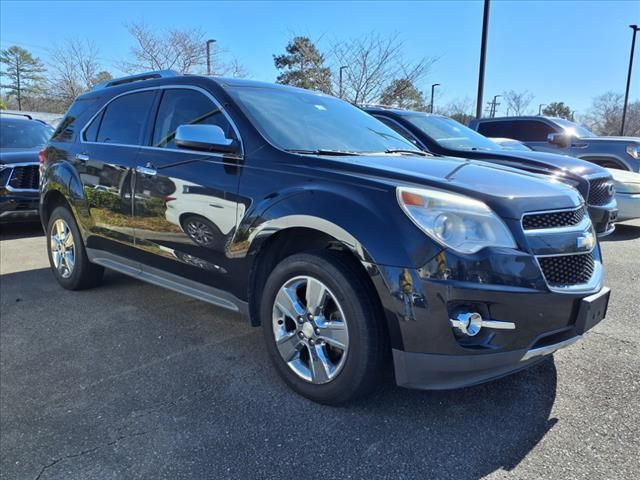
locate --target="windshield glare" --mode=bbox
[552,118,594,138]
[0,119,53,149]
[405,114,500,151]
[228,86,420,154]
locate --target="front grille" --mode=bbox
[588,177,614,206]
[8,165,39,190]
[538,252,595,287]
[523,206,585,230]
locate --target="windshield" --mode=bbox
[552,118,595,138]
[0,119,53,150]
[494,139,533,151]
[405,114,500,151]
[227,86,421,154]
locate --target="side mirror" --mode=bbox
[175,124,239,154]
[547,132,571,148]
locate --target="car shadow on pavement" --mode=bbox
[1,265,559,480]
[0,221,44,240]
[601,223,640,242]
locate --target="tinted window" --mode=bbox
[227,86,419,154]
[0,118,53,150]
[477,120,555,142]
[83,110,103,142]
[96,91,155,145]
[375,116,418,143]
[152,89,235,148]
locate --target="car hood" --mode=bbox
[0,149,40,165]
[580,136,640,143]
[307,154,582,220]
[464,148,607,178]
[607,168,640,194]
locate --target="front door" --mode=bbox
[132,87,246,292]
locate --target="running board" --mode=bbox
[87,249,248,316]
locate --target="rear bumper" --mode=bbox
[615,193,640,222]
[0,192,40,223]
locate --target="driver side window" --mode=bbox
[152,89,235,149]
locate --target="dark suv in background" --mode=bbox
[364,107,618,236]
[469,116,640,172]
[40,71,610,404]
[0,113,53,223]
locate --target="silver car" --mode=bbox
[470,116,640,172]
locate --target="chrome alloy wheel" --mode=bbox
[50,219,75,279]
[272,276,350,384]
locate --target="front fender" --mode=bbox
[228,186,442,268]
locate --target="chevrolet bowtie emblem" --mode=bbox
[577,232,595,250]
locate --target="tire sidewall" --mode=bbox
[260,253,378,404]
[46,206,88,289]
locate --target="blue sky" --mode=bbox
[1,0,638,114]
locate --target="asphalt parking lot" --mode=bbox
[1,221,639,480]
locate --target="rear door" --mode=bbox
[132,86,245,292]
[79,90,157,258]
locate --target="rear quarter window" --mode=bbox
[51,96,103,142]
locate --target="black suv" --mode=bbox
[1,113,53,222]
[41,71,610,404]
[363,107,618,236]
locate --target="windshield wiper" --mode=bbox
[384,149,429,156]
[285,149,361,156]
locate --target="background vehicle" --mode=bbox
[607,168,640,222]
[469,116,640,172]
[363,107,617,236]
[41,72,609,404]
[0,113,53,223]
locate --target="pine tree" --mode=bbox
[0,46,46,110]
[274,37,332,94]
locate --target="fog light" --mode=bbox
[450,311,483,336]
[450,311,516,337]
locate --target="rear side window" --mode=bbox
[95,91,155,145]
[152,89,235,149]
[478,120,555,142]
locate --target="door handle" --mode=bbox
[76,153,90,161]
[135,165,157,176]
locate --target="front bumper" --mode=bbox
[588,202,618,236]
[369,242,609,390]
[614,193,640,222]
[0,191,40,223]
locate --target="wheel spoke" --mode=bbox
[276,332,304,362]
[64,251,75,272]
[63,233,74,248]
[317,320,348,350]
[275,287,305,320]
[52,250,61,269]
[305,277,327,315]
[309,344,331,383]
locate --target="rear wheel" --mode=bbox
[261,251,385,404]
[47,206,104,290]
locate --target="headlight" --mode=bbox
[627,145,640,159]
[397,187,517,254]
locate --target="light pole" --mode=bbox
[621,24,639,135]
[206,39,216,76]
[538,103,546,115]
[339,65,348,99]
[491,94,501,117]
[475,0,491,118]
[430,83,440,113]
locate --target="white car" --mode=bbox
[607,168,640,222]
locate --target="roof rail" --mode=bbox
[0,111,33,120]
[93,70,180,91]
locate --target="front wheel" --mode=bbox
[261,251,386,404]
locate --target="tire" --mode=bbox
[260,250,386,404]
[46,205,104,290]
[181,215,224,250]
